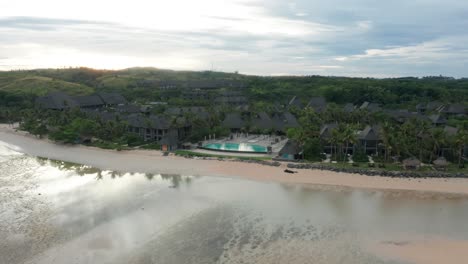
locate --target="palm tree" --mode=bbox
[340,124,357,162]
[329,128,341,161]
[379,122,393,162]
[429,128,446,161]
[454,129,468,168]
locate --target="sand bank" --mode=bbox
[368,238,468,264]
[2,124,468,196]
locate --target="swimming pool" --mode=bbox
[202,142,268,153]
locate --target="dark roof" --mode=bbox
[166,107,205,115]
[74,95,104,107]
[358,125,381,141]
[182,90,209,95]
[222,113,245,129]
[386,110,428,123]
[429,114,447,125]
[115,104,141,113]
[343,103,355,113]
[288,96,303,108]
[416,103,427,110]
[219,90,244,96]
[235,105,250,112]
[305,97,327,112]
[279,140,302,156]
[160,130,179,146]
[36,92,78,110]
[272,112,299,132]
[125,114,171,129]
[360,102,381,112]
[359,101,369,110]
[251,112,274,130]
[98,92,127,105]
[215,96,248,104]
[319,123,339,139]
[426,101,444,111]
[166,107,210,120]
[442,104,466,115]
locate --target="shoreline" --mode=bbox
[2,124,468,196]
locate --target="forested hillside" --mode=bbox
[1,68,467,108]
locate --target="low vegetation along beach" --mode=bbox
[2,123,468,196]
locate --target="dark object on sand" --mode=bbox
[284,169,297,174]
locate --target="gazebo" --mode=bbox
[402,157,421,170]
[433,157,449,170]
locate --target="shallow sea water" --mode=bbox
[1,141,468,264]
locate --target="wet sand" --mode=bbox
[368,238,468,264]
[2,124,468,196]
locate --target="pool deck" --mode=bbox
[196,134,288,157]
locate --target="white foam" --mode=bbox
[0,140,24,162]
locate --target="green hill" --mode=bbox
[0,68,467,107]
[0,74,94,96]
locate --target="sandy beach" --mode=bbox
[2,123,468,196]
[2,123,468,264]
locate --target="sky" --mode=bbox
[1,0,468,77]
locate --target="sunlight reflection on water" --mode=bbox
[1,144,468,264]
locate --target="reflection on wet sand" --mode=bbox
[1,146,468,264]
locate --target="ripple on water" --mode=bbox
[113,205,402,264]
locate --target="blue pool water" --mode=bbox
[203,142,267,153]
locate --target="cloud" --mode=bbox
[0,0,468,77]
[341,36,468,62]
[0,16,112,31]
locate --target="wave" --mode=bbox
[0,140,24,162]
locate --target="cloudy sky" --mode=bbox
[1,0,468,77]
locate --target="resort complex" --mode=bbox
[2,70,461,170]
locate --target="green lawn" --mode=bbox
[322,161,467,174]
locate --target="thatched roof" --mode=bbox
[251,112,274,130]
[222,113,245,129]
[279,140,302,156]
[160,130,179,146]
[271,112,299,132]
[115,104,141,113]
[125,114,171,129]
[433,157,449,167]
[358,125,381,141]
[442,104,466,115]
[426,101,444,111]
[429,114,447,125]
[215,96,248,105]
[343,103,355,113]
[36,92,79,110]
[319,123,339,139]
[305,97,327,112]
[74,95,104,107]
[288,96,303,108]
[403,157,421,167]
[165,107,208,117]
[359,102,381,112]
[98,92,127,105]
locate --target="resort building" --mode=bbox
[35,92,79,110]
[305,97,327,112]
[36,92,128,110]
[278,140,303,160]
